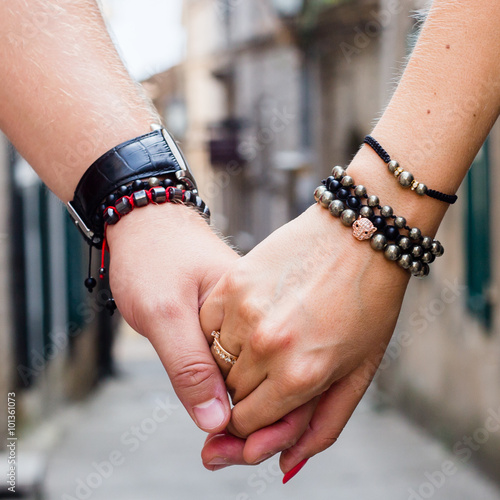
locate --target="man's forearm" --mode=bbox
[348,0,500,234]
[0,0,158,201]
[0,1,239,438]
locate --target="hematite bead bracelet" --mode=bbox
[314,166,445,277]
[363,135,458,204]
[83,176,210,310]
[100,175,210,227]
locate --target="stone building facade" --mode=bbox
[146,0,500,481]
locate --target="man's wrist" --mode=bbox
[106,202,212,249]
[62,120,156,202]
[67,126,209,246]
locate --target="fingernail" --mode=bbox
[282,459,308,484]
[211,465,229,471]
[207,457,228,466]
[193,398,226,430]
[205,432,227,445]
[252,452,274,464]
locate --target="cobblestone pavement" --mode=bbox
[43,325,500,500]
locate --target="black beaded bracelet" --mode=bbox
[101,181,210,227]
[98,175,210,226]
[363,135,458,204]
[314,165,444,277]
[84,177,210,304]
[70,126,208,316]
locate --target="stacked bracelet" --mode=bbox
[68,127,202,246]
[314,166,444,277]
[70,127,209,315]
[99,176,210,226]
[363,135,458,204]
[83,176,209,307]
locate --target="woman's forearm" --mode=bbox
[201,0,500,471]
[349,0,500,234]
[0,0,158,201]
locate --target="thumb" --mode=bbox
[146,304,231,433]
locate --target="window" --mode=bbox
[465,140,492,330]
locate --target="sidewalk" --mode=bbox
[43,324,500,500]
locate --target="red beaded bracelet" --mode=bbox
[84,179,210,314]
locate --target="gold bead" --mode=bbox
[410,179,419,190]
[394,166,404,177]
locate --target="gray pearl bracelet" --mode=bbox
[314,166,444,277]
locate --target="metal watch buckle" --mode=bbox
[161,128,199,194]
[66,201,94,242]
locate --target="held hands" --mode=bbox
[106,202,323,471]
[107,201,409,475]
[200,204,410,472]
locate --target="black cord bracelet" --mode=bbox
[363,135,458,204]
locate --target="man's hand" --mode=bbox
[107,203,238,433]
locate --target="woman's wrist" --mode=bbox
[310,151,447,278]
[346,146,448,238]
[302,202,410,286]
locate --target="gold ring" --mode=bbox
[211,331,238,365]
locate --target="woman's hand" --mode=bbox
[200,202,410,468]
[201,398,320,471]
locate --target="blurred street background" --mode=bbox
[0,0,499,498]
[43,325,500,499]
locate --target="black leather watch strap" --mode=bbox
[67,129,195,244]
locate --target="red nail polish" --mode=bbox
[282,459,308,484]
